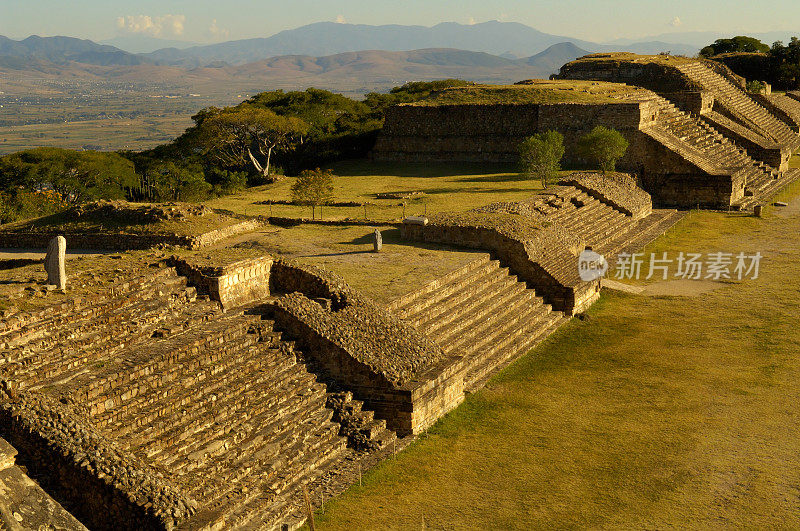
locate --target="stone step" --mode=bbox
[465,313,569,391]
[394,259,503,319]
[401,262,516,327]
[135,353,314,460]
[434,286,539,349]
[413,273,529,338]
[445,296,552,358]
[385,254,491,312]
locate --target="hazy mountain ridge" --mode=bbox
[0,35,151,66]
[0,45,591,88]
[142,21,699,66]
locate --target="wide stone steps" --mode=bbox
[677,62,797,144]
[0,265,181,344]
[465,313,570,391]
[20,299,220,392]
[392,259,503,319]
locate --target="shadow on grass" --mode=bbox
[456,173,532,184]
[328,160,518,178]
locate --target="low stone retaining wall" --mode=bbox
[0,219,264,251]
[170,255,273,309]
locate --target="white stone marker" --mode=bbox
[44,236,67,290]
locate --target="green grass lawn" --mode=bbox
[206,161,550,222]
[312,173,800,528]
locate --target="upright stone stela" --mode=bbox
[373,228,383,252]
[44,236,66,290]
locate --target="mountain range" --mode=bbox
[0,21,704,70]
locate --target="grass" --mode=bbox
[407,81,646,106]
[206,160,553,222]
[0,204,243,237]
[311,170,800,528]
[201,223,483,304]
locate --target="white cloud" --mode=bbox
[209,19,230,40]
[116,14,186,37]
[336,14,347,24]
[670,16,682,27]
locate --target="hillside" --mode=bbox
[0,35,150,66]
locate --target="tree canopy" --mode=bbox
[577,126,629,174]
[290,168,335,220]
[0,148,137,203]
[518,130,565,187]
[195,105,310,181]
[700,36,770,57]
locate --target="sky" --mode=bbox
[1,0,799,44]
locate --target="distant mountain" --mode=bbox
[144,21,694,67]
[100,35,201,54]
[0,35,151,66]
[0,46,591,93]
[524,42,590,73]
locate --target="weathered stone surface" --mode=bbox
[373,229,383,252]
[44,236,66,290]
[0,437,87,530]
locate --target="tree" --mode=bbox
[700,36,770,57]
[518,130,565,188]
[0,148,137,203]
[197,105,309,182]
[290,168,335,220]
[577,126,629,174]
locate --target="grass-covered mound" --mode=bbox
[406,80,649,106]
[0,201,243,237]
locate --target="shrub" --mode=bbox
[746,80,766,94]
[577,126,629,174]
[518,130,565,187]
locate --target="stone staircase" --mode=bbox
[646,95,795,210]
[388,255,569,391]
[676,62,798,146]
[769,94,800,130]
[0,264,357,530]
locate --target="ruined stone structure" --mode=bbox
[374,63,800,210]
[0,174,685,529]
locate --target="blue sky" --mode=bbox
[2,0,799,43]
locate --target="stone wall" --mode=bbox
[171,255,273,309]
[264,260,469,436]
[0,219,264,251]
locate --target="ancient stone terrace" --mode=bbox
[396,174,683,389]
[373,77,800,210]
[558,53,800,170]
[1,258,351,529]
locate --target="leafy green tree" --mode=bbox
[0,148,137,203]
[290,168,335,220]
[700,36,770,57]
[197,105,309,181]
[577,126,629,174]
[146,162,211,201]
[518,131,565,188]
